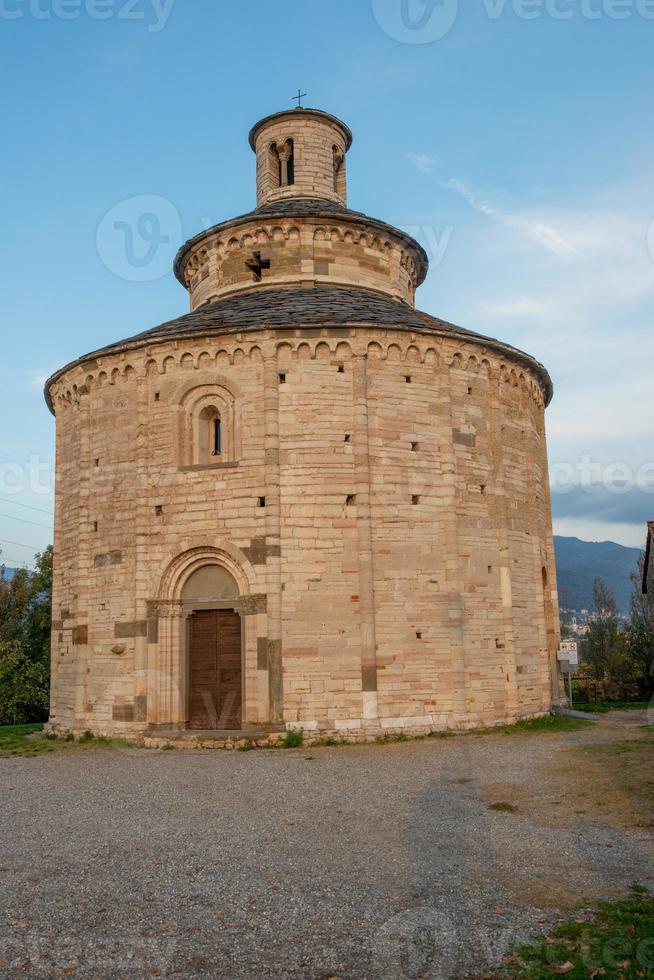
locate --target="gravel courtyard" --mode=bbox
[1,714,652,979]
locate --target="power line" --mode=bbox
[0,512,52,530]
[0,494,54,516]
[0,537,51,553]
[1,556,30,568]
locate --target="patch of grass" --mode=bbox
[573,701,650,714]
[491,715,594,736]
[237,740,255,752]
[0,724,44,738]
[0,725,133,758]
[0,723,46,756]
[488,888,654,978]
[488,801,518,813]
[280,728,304,749]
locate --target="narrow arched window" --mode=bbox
[333,145,344,192]
[198,406,222,464]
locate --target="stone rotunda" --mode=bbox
[46,107,561,741]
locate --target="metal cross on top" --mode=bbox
[293,89,307,108]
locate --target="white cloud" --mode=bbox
[418,168,654,546]
[444,177,581,258]
[407,152,437,175]
[553,518,646,550]
[26,370,51,392]
[482,296,551,318]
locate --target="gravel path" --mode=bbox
[1,717,652,979]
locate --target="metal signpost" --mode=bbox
[557,642,579,706]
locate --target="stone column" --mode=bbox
[488,375,519,720]
[133,375,150,727]
[156,601,184,728]
[440,358,470,725]
[74,394,92,726]
[352,354,379,721]
[263,346,284,723]
[277,142,292,188]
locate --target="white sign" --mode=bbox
[558,641,579,666]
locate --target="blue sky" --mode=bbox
[1,0,653,568]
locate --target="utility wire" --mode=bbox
[0,537,51,552]
[0,494,54,516]
[0,512,52,530]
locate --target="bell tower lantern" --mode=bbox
[249,107,353,208]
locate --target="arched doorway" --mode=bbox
[182,565,242,731]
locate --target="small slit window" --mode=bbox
[333,145,344,193]
[198,406,222,465]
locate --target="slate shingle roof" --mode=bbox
[173,198,430,286]
[44,285,553,411]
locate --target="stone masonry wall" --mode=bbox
[183,217,422,310]
[48,325,559,738]
[253,112,350,208]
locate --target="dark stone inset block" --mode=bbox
[257,637,269,671]
[114,621,148,639]
[112,703,135,722]
[453,429,476,448]
[134,695,148,722]
[362,665,378,692]
[240,594,268,616]
[94,551,122,567]
[72,625,88,645]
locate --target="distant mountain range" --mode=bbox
[554,536,642,615]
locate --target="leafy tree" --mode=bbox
[584,578,620,682]
[0,642,49,724]
[625,555,654,698]
[0,546,53,724]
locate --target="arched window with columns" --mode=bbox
[175,382,240,469]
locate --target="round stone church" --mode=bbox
[46,107,561,742]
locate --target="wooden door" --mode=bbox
[188,610,242,730]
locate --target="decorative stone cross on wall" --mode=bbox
[245,251,271,282]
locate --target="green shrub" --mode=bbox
[0,642,49,725]
[281,728,304,749]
